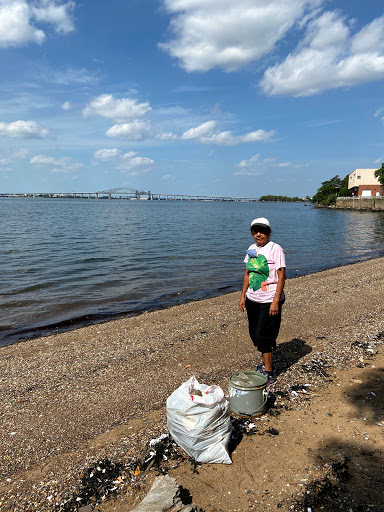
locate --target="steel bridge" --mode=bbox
[0,187,259,202]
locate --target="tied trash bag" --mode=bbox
[166,375,232,464]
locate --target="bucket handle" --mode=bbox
[236,388,269,417]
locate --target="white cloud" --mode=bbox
[274,161,305,168]
[31,0,75,34]
[261,12,384,96]
[94,148,121,161]
[203,131,235,145]
[61,101,71,110]
[105,120,150,141]
[116,155,155,175]
[0,0,74,48]
[159,0,317,72]
[181,120,275,145]
[234,154,271,175]
[0,0,45,47]
[30,154,84,172]
[239,130,277,143]
[182,120,217,139]
[118,156,155,169]
[94,149,155,176]
[83,94,151,122]
[351,16,384,54]
[155,132,178,140]
[121,151,139,159]
[234,154,305,175]
[0,120,49,138]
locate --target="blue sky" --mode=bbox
[1,0,384,198]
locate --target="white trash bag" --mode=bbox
[166,375,232,464]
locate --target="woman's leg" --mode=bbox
[262,351,273,373]
[255,303,283,374]
[245,297,261,347]
[246,299,283,377]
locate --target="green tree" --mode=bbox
[339,174,349,197]
[374,163,384,186]
[312,175,347,205]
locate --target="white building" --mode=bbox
[348,168,384,197]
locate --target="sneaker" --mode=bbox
[265,371,276,388]
[256,362,265,372]
[258,368,276,387]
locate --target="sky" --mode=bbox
[1,0,384,198]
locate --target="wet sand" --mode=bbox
[1,258,383,511]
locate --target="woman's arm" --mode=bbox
[269,267,286,316]
[239,269,249,312]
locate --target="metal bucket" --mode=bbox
[229,371,268,419]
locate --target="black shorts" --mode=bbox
[245,297,284,353]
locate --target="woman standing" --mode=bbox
[239,217,286,386]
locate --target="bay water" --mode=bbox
[1,198,384,347]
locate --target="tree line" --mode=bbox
[259,195,310,202]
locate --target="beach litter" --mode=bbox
[58,459,125,511]
[301,359,330,378]
[166,376,232,464]
[57,436,190,511]
[291,457,352,512]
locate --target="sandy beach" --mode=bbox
[1,258,383,511]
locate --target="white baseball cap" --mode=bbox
[250,217,271,229]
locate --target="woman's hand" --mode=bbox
[239,270,249,312]
[269,301,279,316]
[269,267,285,316]
[239,296,246,312]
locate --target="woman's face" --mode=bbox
[251,225,270,246]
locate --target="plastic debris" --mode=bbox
[230,372,257,387]
[149,433,169,447]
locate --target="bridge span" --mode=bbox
[96,188,259,201]
[1,187,259,202]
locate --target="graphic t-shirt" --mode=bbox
[244,241,286,303]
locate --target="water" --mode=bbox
[1,198,384,347]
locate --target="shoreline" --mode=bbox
[2,254,384,350]
[1,257,384,511]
